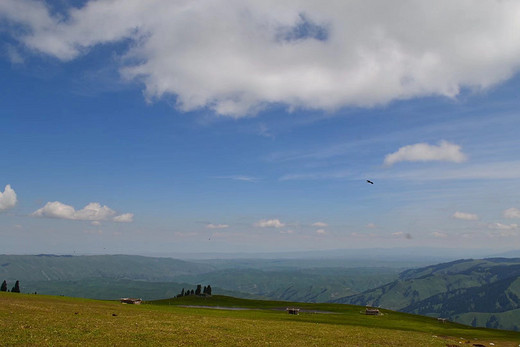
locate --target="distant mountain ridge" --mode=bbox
[333,258,520,331]
[0,254,401,303]
[0,254,215,282]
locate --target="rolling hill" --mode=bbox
[334,258,520,331]
[0,254,401,303]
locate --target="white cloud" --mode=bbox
[32,201,133,223]
[503,207,520,219]
[452,211,479,221]
[366,223,377,228]
[206,223,229,229]
[5,44,24,64]
[0,184,17,211]
[315,229,326,234]
[216,175,258,182]
[384,141,467,166]
[431,231,447,238]
[113,213,134,223]
[312,222,328,227]
[488,222,518,231]
[3,1,520,116]
[255,219,285,228]
[488,223,519,237]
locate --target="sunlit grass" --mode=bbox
[1,293,519,346]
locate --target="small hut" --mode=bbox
[286,307,300,315]
[120,298,142,304]
[364,307,380,315]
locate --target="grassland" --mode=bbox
[1,293,519,346]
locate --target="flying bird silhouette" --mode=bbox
[366,180,374,184]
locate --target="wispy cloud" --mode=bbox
[32,201,133,223]
[431,231,448,238]
[384,141,467,167]
[488,222,518,231]
[206,223,229,229]
[254,219,285,228]
[312,222,328,227]
[5,44,24,64]
[503,207,520,219]
[488,223,519,237]
[452,211,479,221]
[215,175,259,182]
[0,184,17,211]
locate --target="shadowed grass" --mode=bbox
[1,293,519,346]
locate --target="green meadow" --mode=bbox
[1,292,519,346]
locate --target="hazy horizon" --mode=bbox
[1,1,520,255]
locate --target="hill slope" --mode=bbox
[175,267,400,303]
[334,258,520,331]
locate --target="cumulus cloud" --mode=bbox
[452,211,479,221]
[315,229,326,234]
[206,223,229,229]
[384,141,467,166]
[254,219,285,228]
[32,201,133,223]
[2,1,520,116]
[503,207,520,219]
[0,184,17,211]
[312,222,328,227]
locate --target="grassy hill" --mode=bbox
[175,267,400,303]
[2,293,520,346]
[334,258,520,331]
[19,278,259,301]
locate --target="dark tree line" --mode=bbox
[1,280,20,293]
[177,284,211,297]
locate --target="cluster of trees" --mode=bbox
[1,280,20,293]
[177,284,212,298]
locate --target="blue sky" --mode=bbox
[1,0,520,255]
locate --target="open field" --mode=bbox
[1,293,519,346]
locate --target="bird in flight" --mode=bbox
[366,180,374,184]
